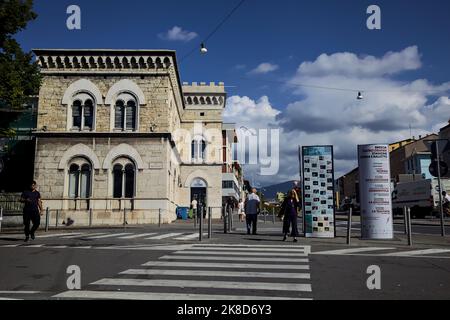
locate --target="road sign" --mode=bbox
[429,161,448,178]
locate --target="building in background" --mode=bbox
[390,134,438,181]
[221,123,243,206]
[31,49,235,225]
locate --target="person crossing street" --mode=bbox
[20,181,43,242]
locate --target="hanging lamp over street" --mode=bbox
[357,91,364,100]
[200,43,208,54]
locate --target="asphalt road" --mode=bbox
[0,219,449,300]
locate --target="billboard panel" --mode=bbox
[358,144,394,239]
[301,146,335,238]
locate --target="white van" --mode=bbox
[392,177,450,218]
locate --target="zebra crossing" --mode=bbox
[53,244,313,300]
[0,231,209,245]
[312,246,450,258]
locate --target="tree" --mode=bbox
[0,0,41,113]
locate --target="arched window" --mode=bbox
[68,159,92,199]
[112,159,136,198]
[191,138,207,162]
[114,93,137,131]
[71,93,95,131]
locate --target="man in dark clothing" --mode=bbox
[244,188,260,235]
[20,181,42,242]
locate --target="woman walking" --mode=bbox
[279,189,300,242]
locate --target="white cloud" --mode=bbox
[248,63,279,75]
[297,46,421,77]
[226,46,450,186]
[158,26,198,42]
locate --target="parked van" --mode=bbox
[392,177,450,218]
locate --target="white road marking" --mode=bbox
[142,261,309,270]
[381,249,450,256]
[53,290,310,300]
[85,233,133,239]
[120,269,311,279]
[187,247,307,253]
[61,232,107,239]
[117,233,157,239]
[24,244,43,248]
[195,244,310,249]
[0,291,40,294]
[0,244,20,248]
[312,247,395,255]
[173,233,208,240]
[175,250,305,257]
[92,278,312,292]
[36,233,83,238]
[160,255,309,263]
[45,246,68,249]
[144,233,183,240]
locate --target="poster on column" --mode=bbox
[301,146,335,238]
[358,144,394,239]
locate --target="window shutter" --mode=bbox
[84,101,93,129]
[72,102,82,128]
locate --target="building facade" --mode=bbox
[32,49,237,225]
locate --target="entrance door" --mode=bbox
[191,178,207,216]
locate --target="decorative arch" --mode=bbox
[184,170,211,188]
[102,144,147,170]
[62,79,103,105]
[58,144,101,170]
[105,79,146,105]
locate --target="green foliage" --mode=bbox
[0,0,41,111]
[0,0,37,44]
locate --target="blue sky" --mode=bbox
[15,0,450,185]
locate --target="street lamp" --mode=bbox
[200,43,208,54]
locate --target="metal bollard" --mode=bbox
[89,208,93,227]
[403,206,408,235]
[264,210,266,224]
[55,210,59,228]
[346,207,352,245]
[407,207,413,246]
[159,208,161,228]
[123,208,127,226]
[272,207,275,224]
[224,207,228,234]
[228,207,232,233]
[199,206,203,241]
[0,207,3,233]
[194,209,197,229]
[45,207,49,232]
[208,207,212,239]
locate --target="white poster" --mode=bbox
[358,144,393,239]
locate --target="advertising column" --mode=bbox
[358,144,393,239]
[301,146,335,238]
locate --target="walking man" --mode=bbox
[442,191,450,217]
[20,181,42,242]
[244,188,260,235]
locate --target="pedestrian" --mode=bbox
[244,188,260,235]
[238,198,246,222]
[279,189,300,242]
[191,197,198,221]
[442,191,450,217]
[20,181,43,242]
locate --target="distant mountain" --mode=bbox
[260,180,297,200]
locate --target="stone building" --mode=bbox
[32,49,239,225]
